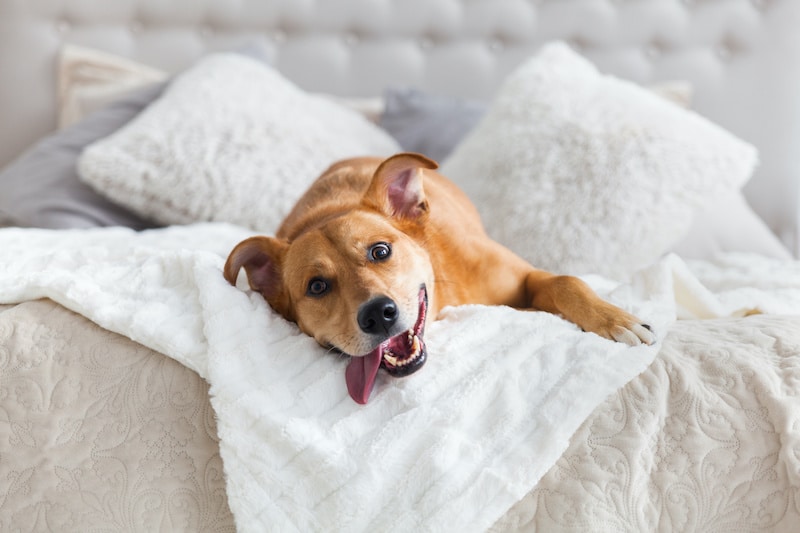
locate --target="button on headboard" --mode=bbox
[1,0,799,250]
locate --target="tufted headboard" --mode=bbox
[1,0,799,251]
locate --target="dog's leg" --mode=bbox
[525,270,655,346]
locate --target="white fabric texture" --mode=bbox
[492,253,800,532]
[442,42,758,280]
[493,314,800,532]
[0,223,662,531]
[78,54,400,233]
[1,225,798,531]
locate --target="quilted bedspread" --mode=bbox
[0,224,799,532]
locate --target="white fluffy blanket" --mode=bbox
[0,224,797,532]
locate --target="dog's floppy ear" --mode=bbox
[362,152,438,220]
[224,236,292,317]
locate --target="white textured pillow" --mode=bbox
[441,42,758,279]
[672,190,793,260]
[79,54,400,232]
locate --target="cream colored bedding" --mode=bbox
[1,220,800,531]
[496,315,800,532]
[0,300,234,532]
[2,308,799,531]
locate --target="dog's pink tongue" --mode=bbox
[345,348,382,404]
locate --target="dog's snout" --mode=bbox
[358,296,398,334]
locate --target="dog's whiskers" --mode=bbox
[325,345,348,360]
[324,333,354,359]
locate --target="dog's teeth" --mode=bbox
[384,352,398,366]
[410,335,420,356]
[383,334,423,368]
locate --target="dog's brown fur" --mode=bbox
[225,153,653,379]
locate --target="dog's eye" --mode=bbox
[368,242,392,262]
[307,277,330,297]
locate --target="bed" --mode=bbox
[1,1,800,531]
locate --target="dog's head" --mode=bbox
[224,153,438,404]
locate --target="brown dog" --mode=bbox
[224,153,655,403]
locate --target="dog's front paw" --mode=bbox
[609,321,655,346]
[590,306,656,346]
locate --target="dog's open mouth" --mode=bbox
[345,286,428,404]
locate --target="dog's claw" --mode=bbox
[611,322,656,346]
[634,323,656,345]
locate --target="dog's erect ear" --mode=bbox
[363,152,438,220]
[224,236,291,315]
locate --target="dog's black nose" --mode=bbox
[358,296,398,334]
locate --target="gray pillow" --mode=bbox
[0,82,166,229]
[379,88,486,163]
